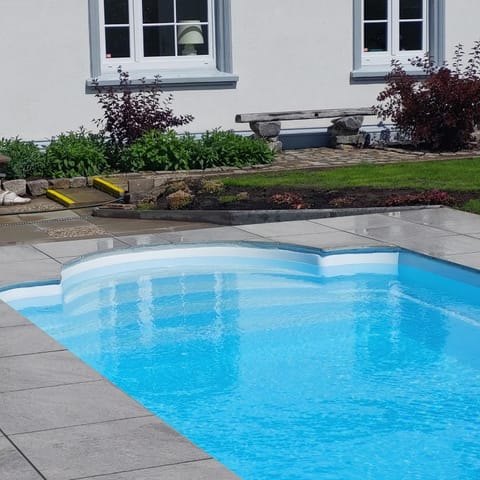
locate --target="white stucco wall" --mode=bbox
[1,0,479,140]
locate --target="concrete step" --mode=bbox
[47,187,119,208]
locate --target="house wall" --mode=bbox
[1,0,479,142]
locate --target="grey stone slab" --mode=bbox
[11,416,210,480]
[443,252,480,270]
[0,350,102,393]
[0,436,43,480]
[116,233,173,247]
[358,222,454,245]
[0,225,52,244]
[0,302,31,327]
[0,245,50,262]
[237,220,336,237]
[0,380,150,435]
[0,325,63,358]
[86,458,241,479]
[385,207,480,234]
[270,231,387,250]
[0,259,61,287]
[312,213,404,232]
[159,226,267,243]
[33,237,127,259]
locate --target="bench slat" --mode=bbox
[235,108,375,123]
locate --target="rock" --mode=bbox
[49,178,70,189]
[166,190,194,209]
[330,116,364,134]
[2,179,27,196]
[69,177,87,188]
[250,121,281,139]
[27,179,49,196]
[164,181,191,196]
[128,177,155,194]
[267,139,283,153]
[330,133,369,149]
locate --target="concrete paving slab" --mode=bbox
[0,380,151,435]
[270,231,388,250]
[87,458,241,479]
[11,416,210,480]
[0,302,31,328]
[385,208,480,234]
[391,233,480,258]
[33,237,129,259]
[0,245,50,262]
[0,224,53,245]
[116,233,173,247]
[0,259,61,287]
[312,213,405,232]
[159,226,267,243]
[236,219,336,237]
[443,252,480,269]
[0,325,64,358]
[0,436,43,480]
[0,351,102,393]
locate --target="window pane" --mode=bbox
[177,0,208,23]
[364,23,387,52]
[105,27,130,57]
[364,0,387,21]
[144,26,175,56]
[178,24,208,55]
[143,0,174,24]
[400,21,423,50]
[400,0,423,19]
[104,0,129,24]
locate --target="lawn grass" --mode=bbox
[222,158,480,191]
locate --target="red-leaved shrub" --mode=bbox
[374,42,480,151]
[385,190,455,207]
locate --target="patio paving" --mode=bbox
[1,206,480,479]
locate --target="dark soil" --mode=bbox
[155,180,479,211]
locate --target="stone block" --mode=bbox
[70,176,87,188]
[2,179,27,196]
[128,177,155,194]
[249,121,281,138]
[330,133,369,148]
[49,178,70,189]
[27,179,49,196]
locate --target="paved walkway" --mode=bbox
[2,207,480,479]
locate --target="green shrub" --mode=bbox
[46,129,110,178]
[119,129,275,173]
[193,130,274,169]
[119,129,194,172]
[0,138,46,179]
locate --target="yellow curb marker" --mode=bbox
[46,189,76,207]
[93,177,125,198]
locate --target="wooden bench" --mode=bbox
[235,107,377,150]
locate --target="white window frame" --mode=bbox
[352,0,445,80]
[100,0,215,75]
[362,0,428,67]
[87,0,237,90]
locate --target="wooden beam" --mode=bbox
[235,107,376,123]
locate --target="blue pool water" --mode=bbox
[2,245,480,479]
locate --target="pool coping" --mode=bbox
[2,206,480,479]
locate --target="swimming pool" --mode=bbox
[2,244,480,479]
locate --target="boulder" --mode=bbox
[49,178,70,189]
[2,179,27,196]
[166,190,194,209]
[70,177,87,188]
[330,116,364,134]
[249,121,281,139]
[27,179,49,196]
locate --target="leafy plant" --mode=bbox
[119,129,275,173]
[374,42,480,151]
[268,192,311,209]
[46,129,110,178]
[0,138,46,179]
[92,69,193,149]
[384,190,455,206]
[119,129,194,172]
[192,130,274,169]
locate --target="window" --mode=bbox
[352,0,445,80]
[88,0,237,89]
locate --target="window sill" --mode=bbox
[351,66,427,83]
[86,68,238,92]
